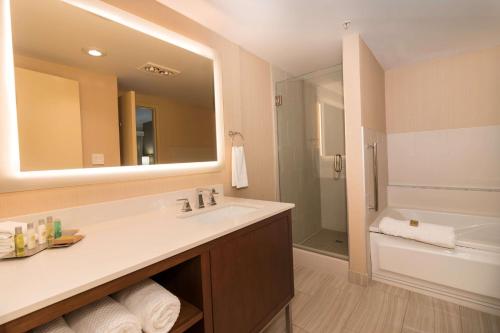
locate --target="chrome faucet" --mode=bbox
[176,198,192,212]
[196,188,219,208]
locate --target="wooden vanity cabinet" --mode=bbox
[210,211,294,333]
[0,210,293,333]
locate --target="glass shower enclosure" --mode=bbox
[276,65,348,259]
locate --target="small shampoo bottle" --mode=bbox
[38,219,47,245]
[14,227,25,256]
[46,217,54,246]
[54,219,62,239]
[27,223,36,250]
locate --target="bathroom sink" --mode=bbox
[178,204,259,223]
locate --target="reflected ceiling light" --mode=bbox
[82,48,106,57]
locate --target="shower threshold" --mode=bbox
[295,228,349,260]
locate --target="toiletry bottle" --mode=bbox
[54,219,62,239]
[27,223,36,250]
[46,220,54,246]
[38,219,47,245]
[14,227,25,256]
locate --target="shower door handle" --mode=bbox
[333,154,342,179]
[367,142,378,211]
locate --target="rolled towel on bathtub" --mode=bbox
[113,279,181,333]
[379,217,456,248]
[65,296,141,333]
[33,317,75,333]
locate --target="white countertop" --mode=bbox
[0,191,294,325]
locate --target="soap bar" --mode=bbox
[51,235,84,247]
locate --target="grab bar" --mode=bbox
[367,142,378,211]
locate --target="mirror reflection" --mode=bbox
[11,0,217,171]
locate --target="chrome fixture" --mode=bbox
[333,153,343,180]
[367,142,378,211]
[228,131,245,146]
[176,198,192,212]
[196,188,219,208]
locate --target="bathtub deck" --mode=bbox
[263,264,500,333]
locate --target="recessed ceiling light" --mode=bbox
[82,48,106,57]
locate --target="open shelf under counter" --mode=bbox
[172,299,204,333]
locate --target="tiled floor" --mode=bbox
[299,229,348,257]
[263,264,500,333]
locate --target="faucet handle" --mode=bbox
[177,198,192,212]
[207,188,218,206]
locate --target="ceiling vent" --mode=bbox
[138,62,180,77]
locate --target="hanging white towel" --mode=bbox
[232,146,248,189]
[113,279,180,333]
[33,317,75,333]
[65,297,141,333]
[379,217,456,249]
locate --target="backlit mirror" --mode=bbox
[11,0,218,171]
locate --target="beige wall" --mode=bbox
[0,0,277,218]
[360,39,386,132]
[343,34,368,277]
[234,49,277,201]
[135,93,216,164]
[343,34,388,280]
[386,45,500,133]
[15,54,121,167]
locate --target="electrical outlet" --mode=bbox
[91,153,105,165]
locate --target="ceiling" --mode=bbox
[11,0,215,109]
[157,0,500,76]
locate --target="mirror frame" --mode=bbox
[0,0,225,192]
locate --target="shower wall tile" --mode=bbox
[386,125,500,215]
[387,186,500,216]
[387,125,500,189]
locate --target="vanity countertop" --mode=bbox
[0,194,294,325]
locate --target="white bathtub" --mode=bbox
[369,207,500,315]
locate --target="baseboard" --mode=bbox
[373,273,500,316]
[293,247,348,279]
[348,270,370,286]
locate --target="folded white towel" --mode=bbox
[231,146,248,189]
[0,222,26,252]
[33,317,75,333]
[65,297,141,333]
[113,279,181,333]
[0,221,28,235]
[379,217,456,248]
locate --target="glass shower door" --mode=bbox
[276,65,348,259]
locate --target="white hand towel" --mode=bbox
[65,297,141,333]
[33,317,75,333]
[231,146,248,189]
[113,279,181,333]
[379,217,456,248]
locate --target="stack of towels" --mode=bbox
[33,279,181,333]
[0,221,28,254]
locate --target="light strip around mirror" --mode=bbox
[0,0,225,192]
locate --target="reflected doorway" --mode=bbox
[136,106,156,165]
